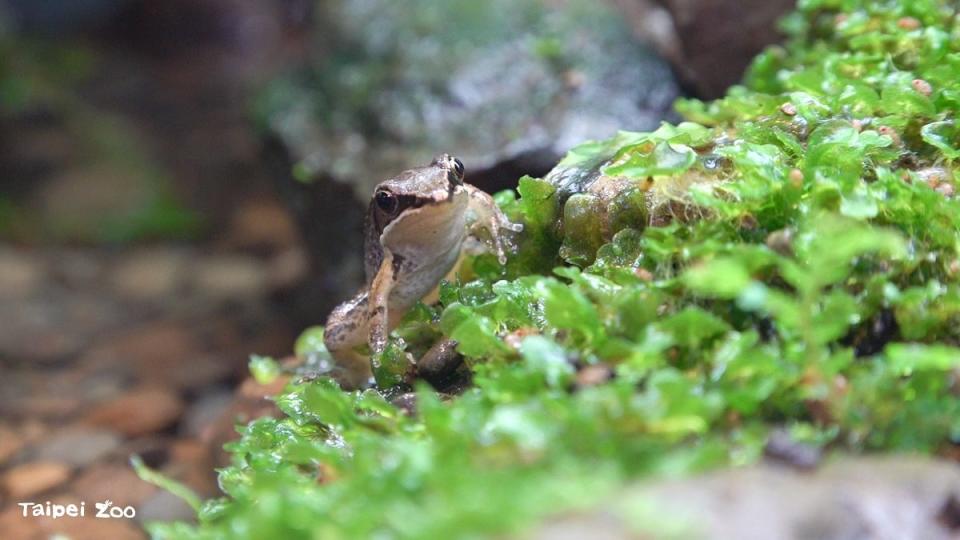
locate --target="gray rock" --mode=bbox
[136,490,196,524]
[265,0,680,313]
[534,457,960,540]
[0,248,43,299]
[33,428,122,467]
[110,248,189,302]
[190,255,270,301]
[267,0,678,199]
[180,388,234,439]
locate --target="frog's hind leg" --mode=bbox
[323,292,374,389]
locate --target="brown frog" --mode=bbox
[323,154,522,388]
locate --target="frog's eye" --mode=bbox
[375,190,398,215]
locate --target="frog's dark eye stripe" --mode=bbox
[373,189,428,233]
[375,190,398,215]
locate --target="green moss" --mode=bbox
[151,1,960,538]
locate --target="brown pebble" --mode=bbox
[71,463,157,507]
[780,102,797,116]
[2,462,72,498]
[0,425,24,465]
[83,386,185,438]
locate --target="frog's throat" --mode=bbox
[379,193,469,253]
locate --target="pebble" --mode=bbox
[0,505,42,539]
[71,463,158,507]
[110,248,187,301]
[191,255,269,300]
[80,322,228,391]
[225,199,299,251]
[33,428,122,467]
[0,248,43,299]
[83,387,185,438]
[136,490,196,524]
[0,425,25,465]
[181,389,234,439]
[2,461,72,498]
[165,439,217,496]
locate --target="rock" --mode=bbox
[270,0,678,198]
[0,425,24,465]
[50,249,106,289]
[224,198,300,252]
[83,386,185,438]
[656,0,794,98]
[74,369,131,403]
[79,322,229,391]
[0,290,124,365]
[190,255,270,300]
[119,436,172,469]
[0,505,42,540]
[181,388,234,439]
[110,248,188,301]
[2,461,72,498]
[0,248,43,299]
[267,247,309,290]
[7,394,85,420]
[71,463,157,507]
[33,428,122,467]
[136,490,196,524]
[164,439,217,497]
[265,0,679,315]
[534,457,960,540]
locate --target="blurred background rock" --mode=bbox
[0,0,791,537]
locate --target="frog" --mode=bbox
[323,154,522,389]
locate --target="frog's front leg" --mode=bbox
[367,251,396,355]
[323,292,374,389]
[465,185,523,264]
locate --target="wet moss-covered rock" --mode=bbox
[150,2,960,539]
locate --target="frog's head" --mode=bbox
[369,154,466,237]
